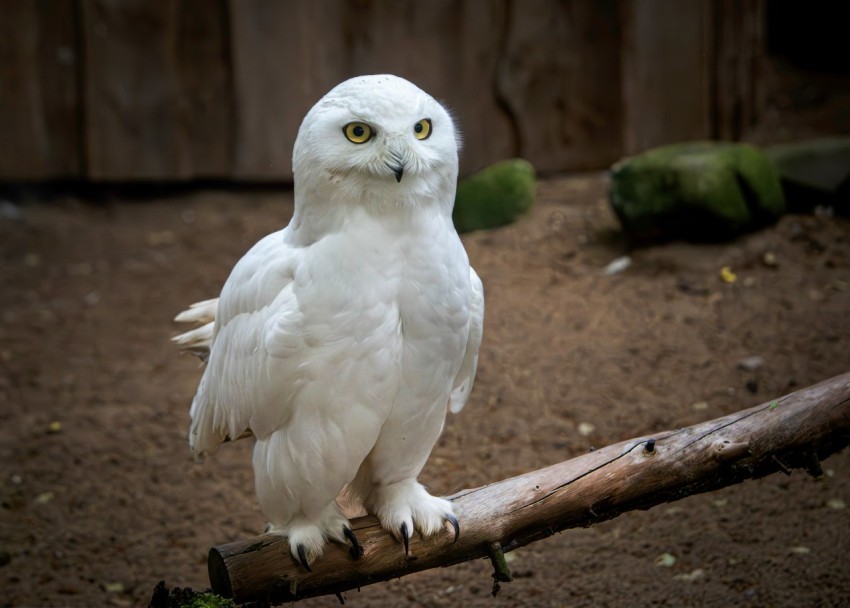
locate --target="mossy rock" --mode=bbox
[610,142,786,242]
[764,137,850,214]
[453,159,536,233]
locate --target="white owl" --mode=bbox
[173,75,484,569]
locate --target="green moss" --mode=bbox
[182,592,236,608]
[148,582,236,608]
[610,142,785,241]
[453,159,536,233]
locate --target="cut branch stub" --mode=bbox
[208,373,850,604]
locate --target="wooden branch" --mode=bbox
[209,373,850,604]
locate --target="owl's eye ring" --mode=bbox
[413,118,432,140]
[343,122,374,144]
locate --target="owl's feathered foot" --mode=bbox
[292,525,360,571]
[366,479,459,555]
[267,504,358,570]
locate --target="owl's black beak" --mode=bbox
[391,164,404,183]
[386,145,405,182]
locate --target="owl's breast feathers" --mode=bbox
[191,204,472,450]
[295,203,472,363]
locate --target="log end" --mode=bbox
[208,546,233,598]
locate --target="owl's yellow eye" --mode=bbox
[343,122,373,144]
[413,118,432,140]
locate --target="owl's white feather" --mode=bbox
[174,75,484,566]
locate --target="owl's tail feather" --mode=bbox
[188,385,226,459]
[172,298,219,361]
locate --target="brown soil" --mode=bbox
[1,174,848,607]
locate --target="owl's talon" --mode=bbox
[400,522,410,555]
[343,526,363,560]
[296,544,312,572]
[445,513,460,543]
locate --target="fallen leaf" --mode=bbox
[47,421,62,434]
[674,568,705,582]
[577,422,595,436]
[761,251,778,267]
[789,546,810,554]
[655,553,677,567]
[35,492,54,504]
[826,498,845,510]
[737,355,765,372]
[602,256,632,276]
[719,266,737,283]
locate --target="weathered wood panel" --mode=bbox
[621,0,713,154]
[498,0,622,172]
[229,0,514,179]
[174,0,233,177]
[0,0,773,182]
[228,0,350,180]
[713,0,766,141]
[0,0,80,179]
[81,0,231,179]
[341,0,515,175]
[229,0,628,178]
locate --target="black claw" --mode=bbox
[343,526,363,560]
[445,513,460,543]
[296,544,312,572]
[400,522,410,556]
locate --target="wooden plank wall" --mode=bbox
[80,0,233,179]
[0,0,766,182]
[621,0,713,154]
[0,0,80,179]
[712,0,766,141]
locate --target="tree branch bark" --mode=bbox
[208,372,850,604]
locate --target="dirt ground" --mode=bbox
[1,173,848,607]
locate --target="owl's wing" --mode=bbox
[449,267,484,414]
[187,229,301,456]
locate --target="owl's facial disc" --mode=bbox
[293,75,459,206]
[340,118,438,184]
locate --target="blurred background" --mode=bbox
[2,0,848,184]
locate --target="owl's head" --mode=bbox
[292,75,460,209]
